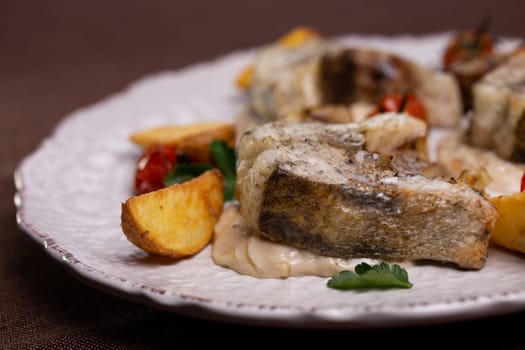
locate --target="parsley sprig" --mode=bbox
[164,163,214,185]
[327,262,412,290]
[164,140,236,201]
[209,140,236,201]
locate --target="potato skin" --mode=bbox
[121,169,224,258]
[129,122,235,163]
[490,192,525,254]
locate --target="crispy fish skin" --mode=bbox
[259,166,495,269]
[237,122,498,269]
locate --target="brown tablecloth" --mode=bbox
[3,0,525,348]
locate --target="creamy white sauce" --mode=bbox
[212,204,384,279]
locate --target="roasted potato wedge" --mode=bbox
[490,192,525,254]
[121,169,224,258]
[129,121,235,162]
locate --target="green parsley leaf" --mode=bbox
[327,262,412,290]
[163,140,237,201]
[222,174,236,201]
[209,140,236,200]
[164,163,214,186]
[460,40,481,52]
[210,140,236,176]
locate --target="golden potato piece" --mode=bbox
[276,26,320,47]
[129,121,235,162]
[490,192,525,253]
[121,169,224,258]
[236,65,254,90]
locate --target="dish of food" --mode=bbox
[15,32,525,328]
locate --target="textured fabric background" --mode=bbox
[2,0,525,348]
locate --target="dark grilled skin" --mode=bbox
[256,162,496,269]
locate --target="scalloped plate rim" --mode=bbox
[13,32,525,328]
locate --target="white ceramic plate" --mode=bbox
[15,33,525,328]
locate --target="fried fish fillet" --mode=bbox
[250,40,462,127]
[236,121,498,269]
[469,52,525,161]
